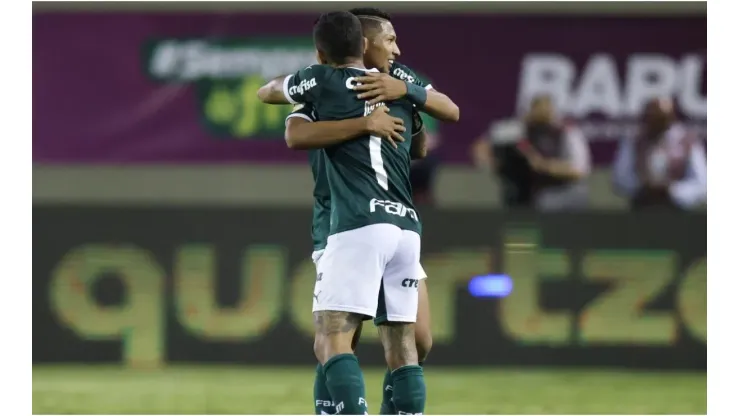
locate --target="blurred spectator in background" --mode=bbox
[471,95,591,210]
[471,113,532,207]
[612,98,707,210]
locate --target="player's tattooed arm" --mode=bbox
[257,75,291,104]
[286,107,406,150]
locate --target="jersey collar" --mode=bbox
[346,67,379,73]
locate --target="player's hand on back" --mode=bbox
[365,107,406,148]
[354,72,408,106]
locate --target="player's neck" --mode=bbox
[334,59,366,70]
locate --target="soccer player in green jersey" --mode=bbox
[346,10,458,414]
[286,104,425,416]
[258,11,433,414]
[287,8,459,414]
[259,9,459,415]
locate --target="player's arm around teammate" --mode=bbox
[286,106,406,149]
[256,75,293,104]
[354,72,459,122]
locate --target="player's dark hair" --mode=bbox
[349,7,392,36]
[312,11,364,65]
[349,7,392,21]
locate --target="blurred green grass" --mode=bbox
[32,365,706,414]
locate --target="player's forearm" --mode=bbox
[257,76,290,104]
[285,118,369,150]
[421,90,460,123]
[410,129,428,160]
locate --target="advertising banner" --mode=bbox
[33,13,705,165]
[33,206,706,369]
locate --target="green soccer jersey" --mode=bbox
[285,63,429,250]
[283,64,423,238]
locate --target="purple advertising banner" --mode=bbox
[33,13,706,164]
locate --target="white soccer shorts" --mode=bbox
[312,223,422,322]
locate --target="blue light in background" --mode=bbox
[468,274,513,298]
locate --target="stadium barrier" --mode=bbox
[33,206,706,370]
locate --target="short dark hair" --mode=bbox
[313,11,364,65]
[349,7,392,21]
[349,7,392,35]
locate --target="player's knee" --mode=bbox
[314,335,344,364]
[313,334,342,363]
[415,330,433,362]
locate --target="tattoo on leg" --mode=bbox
[314,311,363,335]
[379,323,418,367]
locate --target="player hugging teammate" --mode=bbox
[258,9,459,415]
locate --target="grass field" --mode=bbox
[32,365,706,414]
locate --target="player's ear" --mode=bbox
[362,37,368,54]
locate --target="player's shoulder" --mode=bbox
[302,64,330,72]
[390,61,433,90]
[307,64,362,73]
[307,64,369,85]
[296,64,334,81]
[390,61,419,82]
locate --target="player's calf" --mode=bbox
[378,322,418,369]
[314,311,368,415]
[415,279,433,363]
[415,333,433,363]
[378,323,426,414]
[380,303,432,414]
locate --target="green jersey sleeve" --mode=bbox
[285,103,318,126]
[390,61,433,91]
[282,65,325,104]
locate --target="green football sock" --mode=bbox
[379,368,395,414]
[323,354,368,415]
[314,363,333,414]
[391,365,426,415]
[381,360,425,414]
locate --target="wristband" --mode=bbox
[406,83,428,107]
